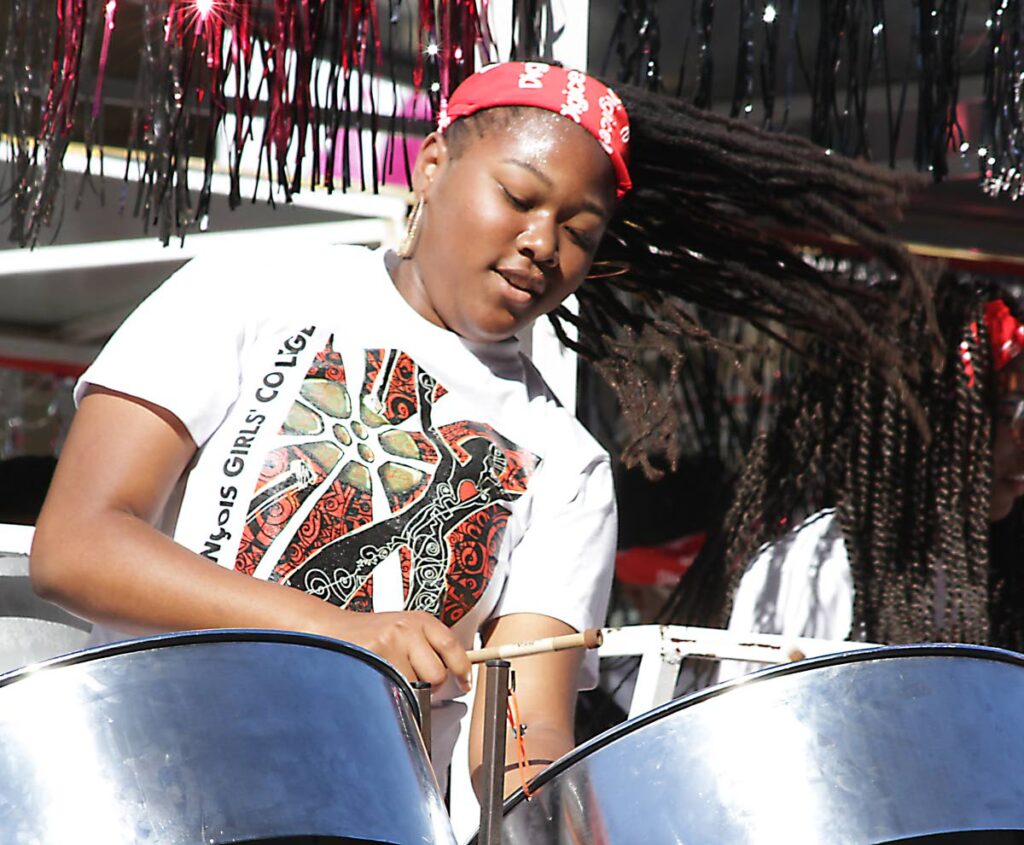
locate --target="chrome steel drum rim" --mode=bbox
[504,642,1024,813]
[0,627,421,719]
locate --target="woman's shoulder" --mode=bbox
[514,353,610,472]
[727,508,854,644]
[212,242,382,296]
[749,509,846,574]
[167,242,375,288]
[146,243,387,335]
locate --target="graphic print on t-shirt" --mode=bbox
[235,338,540,626]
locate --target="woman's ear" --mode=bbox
[411,131,449,197]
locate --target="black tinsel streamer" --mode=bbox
[759,0,781,129]
[693,0,715,109]
[510,0,540,60]
[779,0,800,130]
[615,0,1023,202]
[601,0,661,90]
[730,0,755,118]
[982,0,1024,199]
[914,0,968,180]
[0,0,54,240]
[807,0,847,153]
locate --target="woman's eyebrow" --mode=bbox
[503,158,553,186]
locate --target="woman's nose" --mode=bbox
[517,215,558,266]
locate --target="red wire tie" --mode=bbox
[506,687,534,799]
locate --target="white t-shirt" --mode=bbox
[717,509,856,682]
[76,244,616,772]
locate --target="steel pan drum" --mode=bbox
[492,645,1024,844]
[0,629,456,844]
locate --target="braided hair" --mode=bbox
[672,277,1024,649]
[443,80,941,474]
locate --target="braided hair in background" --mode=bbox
[670,277,1024,650]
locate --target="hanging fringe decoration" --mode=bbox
[601,0,661,90]
[3,0,1024,247]
[622,0,1024,202]
[803,0,893,161]
[508,0,566,64]
[5,0,98,246]
[981,0,1024,200]
[913,0,967,181]
[729,0,755,119]
[758,0,780,128]
[0,0,485,246]
[693,0,715,108]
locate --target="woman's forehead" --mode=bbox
[466,107,598,151]
[460,109,616,197]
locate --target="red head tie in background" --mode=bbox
[437,61,632,199]
[985,300,1024,372]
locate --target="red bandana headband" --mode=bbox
[437,62,632,199]
[985,300,1024,371]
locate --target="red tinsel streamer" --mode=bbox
[40,1,86,143]
[2,0,485,246]
[91,1,119,123]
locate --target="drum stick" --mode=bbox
[467,628,603,664]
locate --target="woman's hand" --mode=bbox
[324,609,471,690]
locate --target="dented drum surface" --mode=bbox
[494,645,1024,844]
[0,630,456,844]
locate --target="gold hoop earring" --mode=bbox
[585,260,631,281]
[397,198,424,259]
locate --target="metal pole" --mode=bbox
[412,681,432,760]
[478,659,511,845]
[513,0,538,59]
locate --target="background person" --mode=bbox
[672,278,1024,682]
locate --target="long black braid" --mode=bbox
[585,85,941,471]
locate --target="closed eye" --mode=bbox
[566,227,595,251]
[501,185,530,211]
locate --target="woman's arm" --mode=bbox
[31,387,471,689]
[468,613,583,799]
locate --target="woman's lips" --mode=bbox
[494,270,538,307]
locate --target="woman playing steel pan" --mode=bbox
[30,60,933,794]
